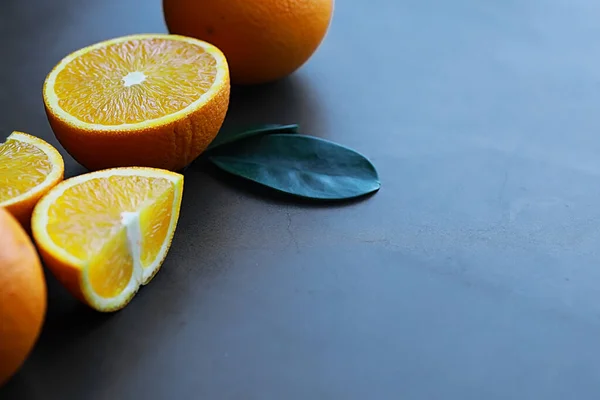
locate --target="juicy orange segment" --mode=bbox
[0,132,64,227]
[88,227,134,299]
[140,186,175,271]
[0,139,52,199]
[42,34,230,172]
[31,167,184,312]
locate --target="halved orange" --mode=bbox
[42,33,230,172]
[31,167,184,312]
[0,131,64,228]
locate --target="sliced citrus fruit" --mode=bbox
[0,131,65,228]
[42,33,230,172]
[31,167,184,312]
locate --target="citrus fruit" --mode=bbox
[0,207,47,386]
[162,0,334,85]
[0,131,64,228]
[0,132,65,230]
[42,33,230,172]
[31,167,184,312]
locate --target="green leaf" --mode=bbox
[208,134,381,200]
[206,123,299,152]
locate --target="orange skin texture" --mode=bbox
[5,191,46,231]
[163,0,334,85]
[0,207,47,386]
[43,79,230,172]
[31,230,87,305]
[4,172,65,232]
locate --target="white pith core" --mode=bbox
[122,71,146,87]
[121,211,143,285]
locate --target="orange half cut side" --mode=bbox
[0,131,64,227]
[42,33,230,171]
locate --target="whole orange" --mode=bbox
[0,207,47,386]
[162,0,334,85]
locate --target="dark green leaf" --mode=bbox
[206,123,299,152]
[208,134,380,200]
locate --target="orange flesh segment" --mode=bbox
[140,188,174,267]
[54,38,218,125]
[0,139,52,201]
[88,228,134,298]
[46,176,175,297]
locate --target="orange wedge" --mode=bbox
[0,131,64,228]
[31,167,184,312]
[42,33,230,172]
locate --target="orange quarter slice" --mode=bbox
[42,33,230,172]
[31,167,184,312]
[0,131,64,227]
